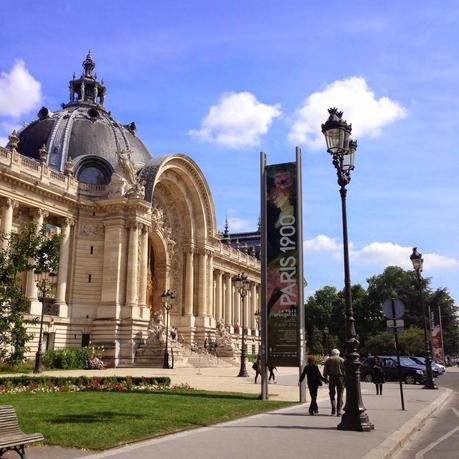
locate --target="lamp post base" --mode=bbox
[338,412,374,432]
[423,381,438,390]
[34,351,43,374]
[238,347,248,377]
[163,351,170,369]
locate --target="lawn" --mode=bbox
[1,390,293,450]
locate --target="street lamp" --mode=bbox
[410,247,437,389]
[322,108,373,431]
[324,326,330,355]
[161,289,176,369]
[233,272,250,377]
[33,270,57,374]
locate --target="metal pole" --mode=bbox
[391,299,405,410]
[163,304,170,369]
[238,291,248,377]
[260,151,268,400]
[337,179,373,431]
[416,272,437,389]
[33,282,46,374]
[296,147,306,403]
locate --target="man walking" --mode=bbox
[323,348,345,416]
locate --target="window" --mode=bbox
[76,157,112,185]
[81,334,90,347]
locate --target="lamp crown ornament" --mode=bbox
[328,107,343,118]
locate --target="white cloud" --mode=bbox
[288,76,406,149]
[0,60,42,118]
[189,91,281,148]
[226,217,251,232]
[0,137,7,147]
[304,234,342,252]
[350,242,459,270]
[304,235,458,270]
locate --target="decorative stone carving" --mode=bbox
[39,144,48,164]
[146,310,166,345]
[64,158,74,176]
[215,319,235,357]
[8,130,19,152]
[107,149,145,199]
[79,223,104,239]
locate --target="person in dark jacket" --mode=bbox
[299,356,327,415]
[372,356,385,395]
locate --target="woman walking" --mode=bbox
[299,356,327,415]
[253,355,262,383]
[373,356,385,395]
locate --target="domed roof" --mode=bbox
[13,52,152,176]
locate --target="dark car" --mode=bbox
[408,356,444,376]
[361,356,425,384]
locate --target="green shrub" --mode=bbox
[43,347,93,369]
[0,375,171,389]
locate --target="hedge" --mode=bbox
[0,375,171,389]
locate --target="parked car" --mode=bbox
[408,356,445,376]
[361,356,425,384]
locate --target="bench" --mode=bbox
[0,405,43,459]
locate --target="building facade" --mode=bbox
[0,53,261,366]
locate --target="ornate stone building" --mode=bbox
[0,53,261,366]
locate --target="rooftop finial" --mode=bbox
[223,218,229,238]
[83,50,95,78]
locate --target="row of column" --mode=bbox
[0,198,73,311]
[181,245,260,330]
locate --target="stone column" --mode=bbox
[251,283,257,330]
[138,225,149,308]
[0,198,17,250]
[125,222,139,309]
[207,253,214,317]
[198,249,208,316]
[215,270,223,322]
[234,285,240,327]
[26,209,47,303]
[55,217,73,317]
[225,274,232,325]
[183,248,194,316]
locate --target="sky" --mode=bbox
[0,0,458,303]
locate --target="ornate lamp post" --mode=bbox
[322,107,373,431]
[324,326,330,355]
[33,270,57,374]
[410,247,437,389]
[233,272,250,377]
[161,289,176,369]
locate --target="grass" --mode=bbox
[1,390,293,450]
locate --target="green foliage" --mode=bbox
[0,375,171,389]
[0,222,61,364]
[43,347,93,369]
[362,326,424,356]
[305,266,459,357]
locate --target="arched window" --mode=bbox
[75,157,112,185]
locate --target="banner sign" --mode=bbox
[265,162,300,366]
[431,307,444,363]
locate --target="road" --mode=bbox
[394,368,459,459]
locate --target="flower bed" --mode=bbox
[0,376,175,394]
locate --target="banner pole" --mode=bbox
[296,147,306,403]
[260,151,268,401]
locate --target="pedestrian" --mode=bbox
[372,356,385,395]
[323,348,345,416]
[268,364,277,383]
[253,355,262,383]
[299,356,327,415]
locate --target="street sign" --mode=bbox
[387,319,404,328]
[382,299,405,319]
[387,327,404,334]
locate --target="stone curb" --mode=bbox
[361,387,453,459]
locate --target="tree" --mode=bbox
[0,222,60,364]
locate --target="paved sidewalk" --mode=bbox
[3,368,453,459]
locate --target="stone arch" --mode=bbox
[139,154,217,241]
[147,227,169,314]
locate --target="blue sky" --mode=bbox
[1,1,458,303]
